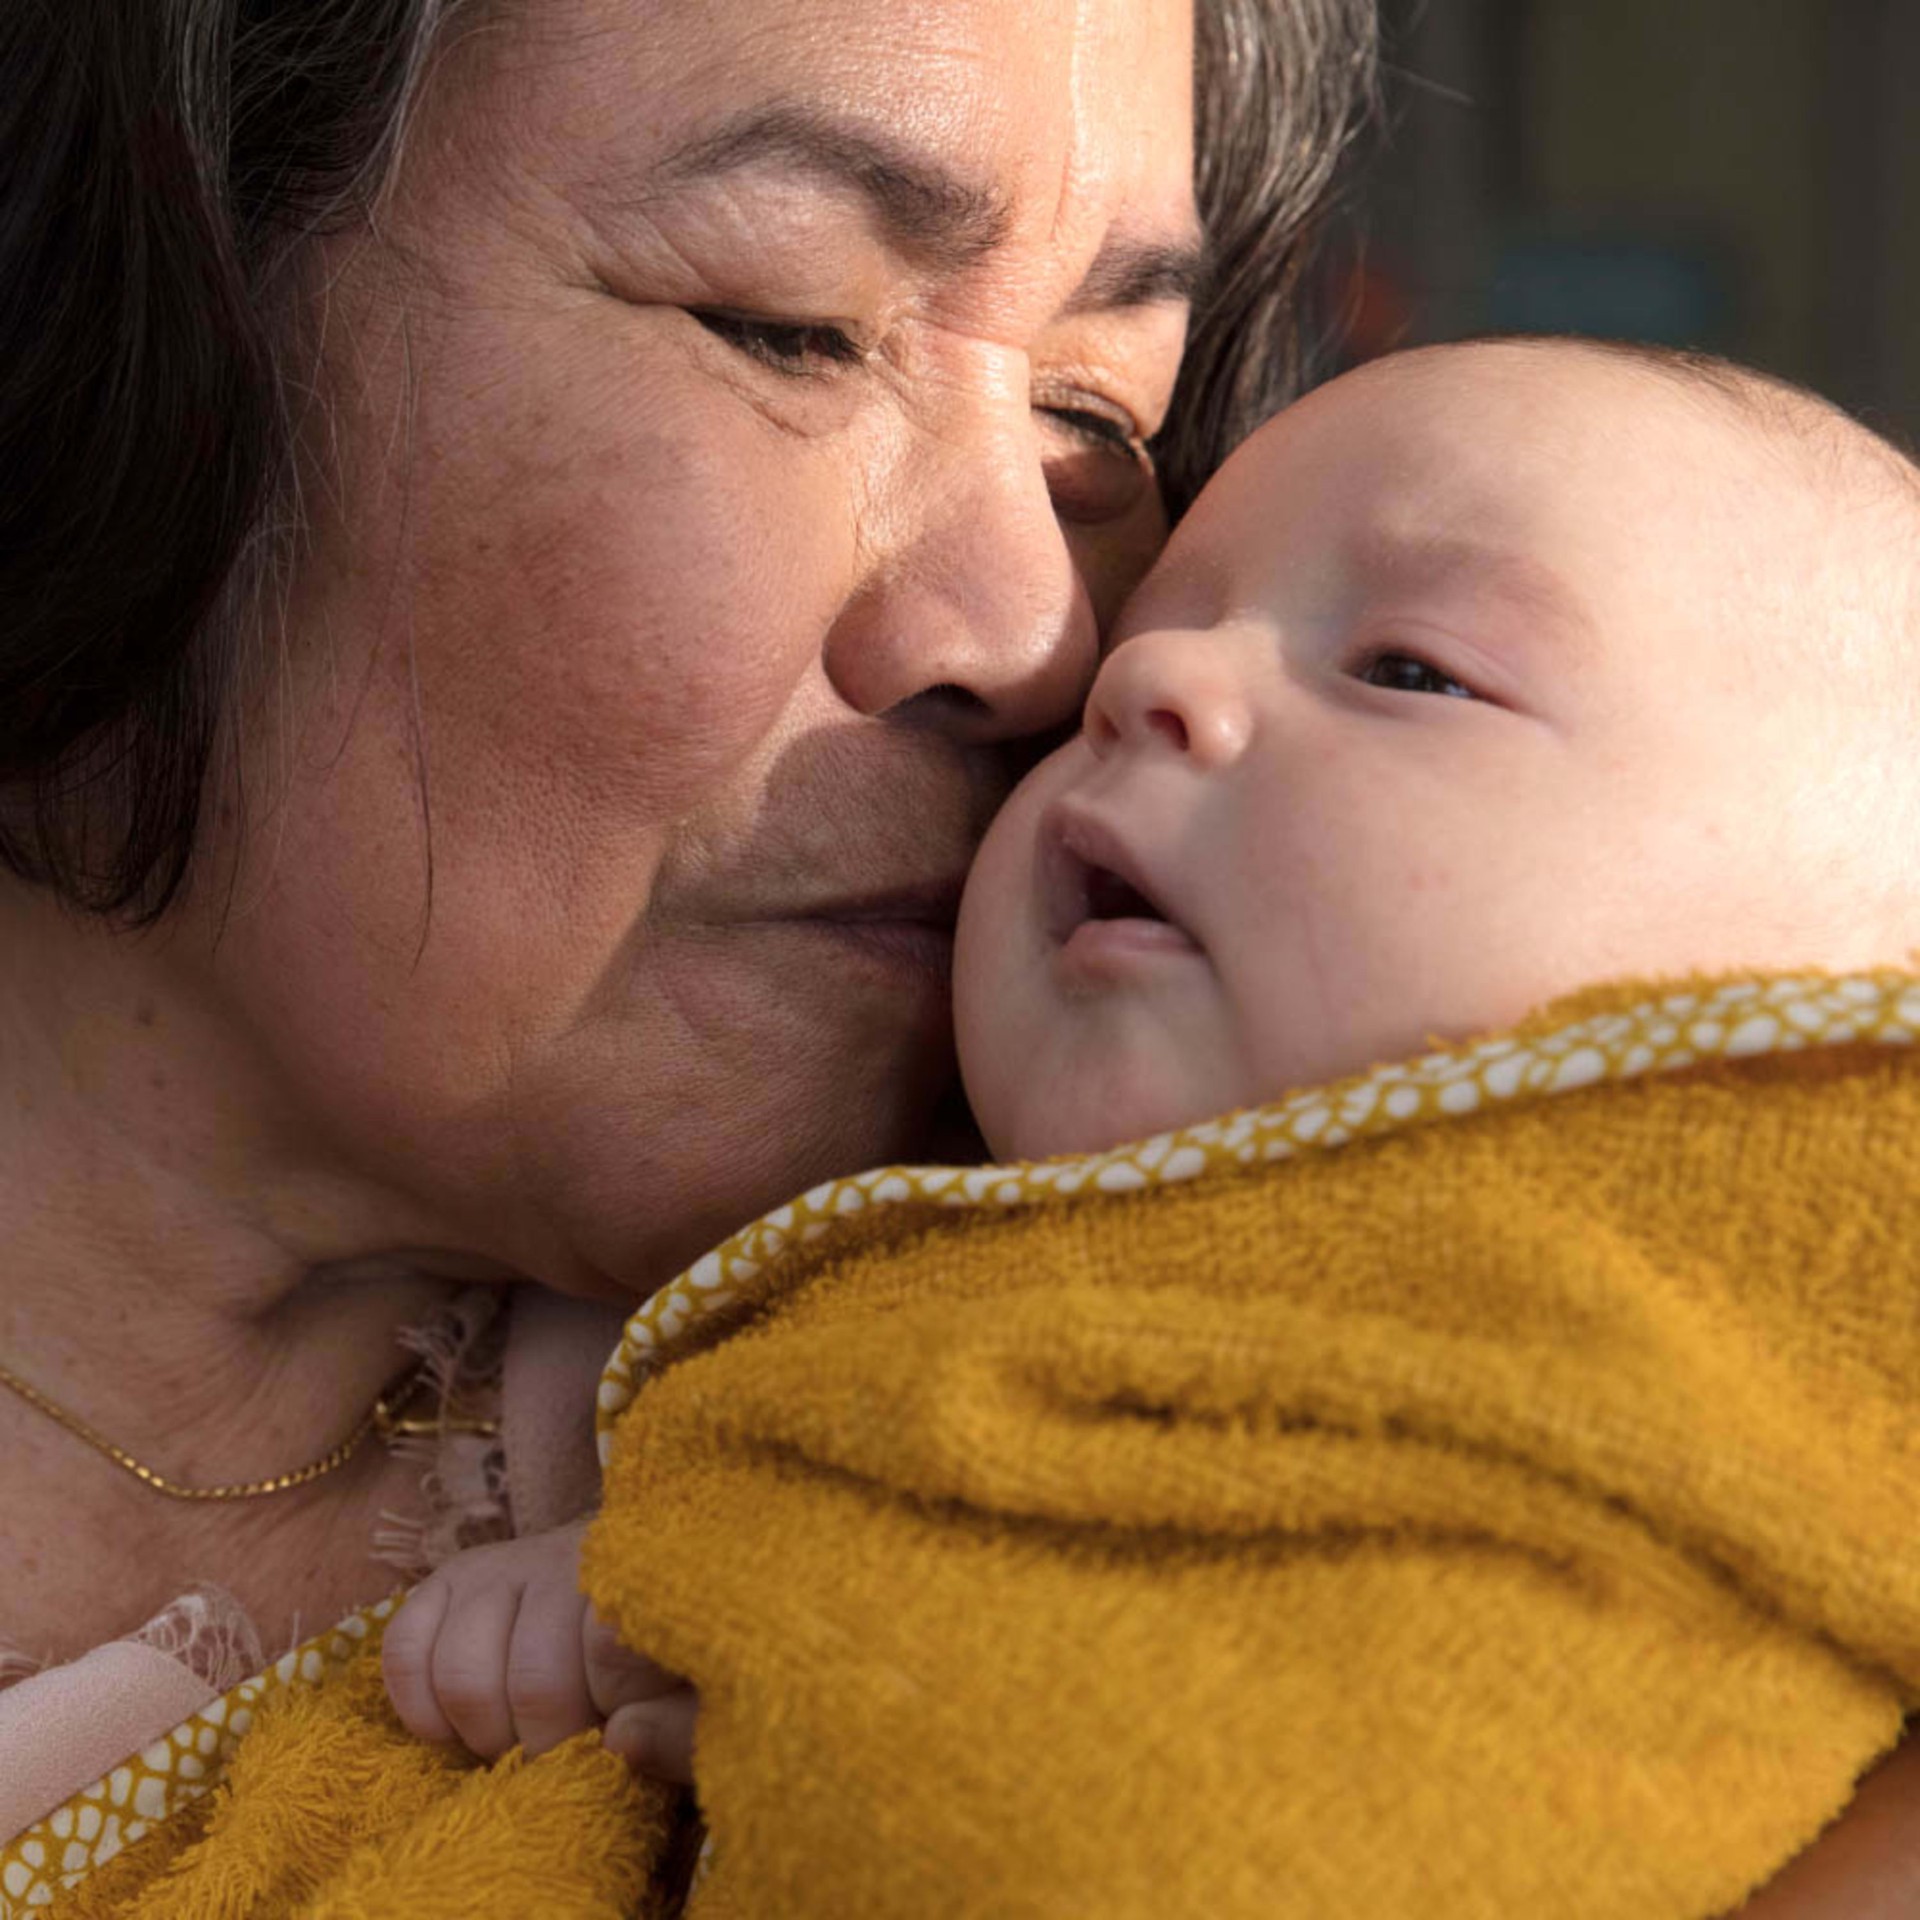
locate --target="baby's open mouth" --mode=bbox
[1059,853,1202,964]
[1041,805,1203,961]
[1082,863,1171,926]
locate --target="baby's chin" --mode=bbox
[978,1081,1228,1165]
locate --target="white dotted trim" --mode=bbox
[0,1600,396,1914]
[595,971,1920,1457]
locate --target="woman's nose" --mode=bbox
[1082,626,1254,768]
[822,397,1103,744]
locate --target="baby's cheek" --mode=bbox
[952,763,1061,1155]
[952,891,1023,1162]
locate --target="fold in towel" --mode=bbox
[584,978,1920,1918]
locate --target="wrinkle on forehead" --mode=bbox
[487,0,1198,318]
[1057,0,1198,252]
[656,103,1015,270]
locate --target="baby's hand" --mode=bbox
[381,1518,697,1778]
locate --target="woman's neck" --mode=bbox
[0,885,500,1664]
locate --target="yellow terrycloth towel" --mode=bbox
[583,978,1920,1919]
[25,974,1920,1918]
[37,1642,683,1920]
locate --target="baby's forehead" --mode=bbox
[1194,342,1751,594]
[1229,343,1915,619]
[1157,339,1920,719]
[1331,340,1916,532]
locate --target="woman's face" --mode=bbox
[190,0,1197,1294]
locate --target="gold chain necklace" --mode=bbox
[0,1357,494,1502]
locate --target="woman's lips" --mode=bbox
[772,881,963,989]
[800,916,956,985]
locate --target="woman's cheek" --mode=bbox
[413,355,868,836]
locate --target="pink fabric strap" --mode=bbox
[0,1642,215,1840]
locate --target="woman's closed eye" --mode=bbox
[1042,405,1148,462]
[1039,403,1154,525]
[691,309,865,374]
[1355,651,1480,701]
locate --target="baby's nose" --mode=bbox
[1082,628,1253,769]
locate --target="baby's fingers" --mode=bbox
[382,1578,459,1745]
[583,1606,698,1780]
[419,1579,524,1758]
[603,1688,699,1785]
[582,1606,686,1719]
[505,1582,596,1759]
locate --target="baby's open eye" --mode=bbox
[1356,653,1479,701]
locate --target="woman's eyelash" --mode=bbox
[1043,406,1151,465]
[692,310,864,372]
[693,317,1150,470]
[1356,652,1480,701]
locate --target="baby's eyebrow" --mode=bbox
[1356,529,1595,644]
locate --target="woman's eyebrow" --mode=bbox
[1065,241,1209,314]
[658,103,1014,270]
[656,102,1204,310]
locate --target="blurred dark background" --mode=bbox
[1329,0,1920,446]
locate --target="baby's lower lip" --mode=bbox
[1056,914,1204,976]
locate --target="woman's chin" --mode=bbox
[509,968,960,1295]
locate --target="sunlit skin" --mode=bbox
[958,341,1920,1159]
[198,0,1197,1295]
[387,343,1920,1836]
[0,0,1194,1665]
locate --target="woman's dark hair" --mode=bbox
[0,0,1376,924]
[1158,0,1378,518]
[0,0,471,923]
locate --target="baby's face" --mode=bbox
[957,341,1920,1160]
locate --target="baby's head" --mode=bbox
[958,337,1920,1160]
